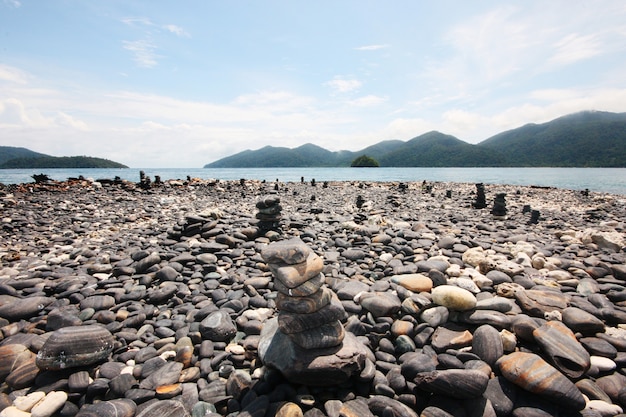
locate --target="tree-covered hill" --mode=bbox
[478,111,626,167]
[203,111,626,168]
[0,146,48,165]
[0,147,128,169]
[378,131,508,167]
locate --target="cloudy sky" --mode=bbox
[1,1,626,168]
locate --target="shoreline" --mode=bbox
[1,179,625,416]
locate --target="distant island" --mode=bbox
[204,110,626,168]
[0,147,128,169]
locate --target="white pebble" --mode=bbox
[585,400,623,417]
[121,365,135,375]
[159,350,176,360]
[0,406,31,417]
[31,391,68,417]
[13,391,45,412]
[590,356,616,372]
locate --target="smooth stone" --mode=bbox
[390,274,433,293]
[13,391,46,412]
[368,395,419,417]
[561,306,606,335]
[431,325,473,352]
[575,379,613,403]
[74,399,137,417]
[532,320,590,378]
[431,285,477,311]
[496,352,586,410]
[135,399,190,417]
[399,352,438,380]
[595,373,626,403]
[585,400,623,417]
[258,318,366,385]
[273,283,329,313]
[413,369,489,399]
[36,325,115,371]
[342,249,367,261]
[138,361,183,390]
[261,237,311,265]
[274,273,324,297]
[270,252,324,288]
[472,324,504,367]
[30,391,68,417]
[514,289,569,317]
[288,320,345,349]
[359,292,402,317]
[79,295,116,311]
[277,297,346,334]
[0,296,54,320]
[0,407,31,417]
[420,306,449,327]
[68,370,91,392]
[276,402,304,417]
[199,310,237,342]
[475,296,514,313]
[590,355,616,372]
[483,376,518,417]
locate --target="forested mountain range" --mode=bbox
[0,146,128,169]
[204,111,626,168]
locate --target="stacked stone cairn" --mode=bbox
[472,182,487,209]
[491,192,507,219]
[255,195,282,234]
[258,238,366,385]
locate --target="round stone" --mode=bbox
[431,285,477,311]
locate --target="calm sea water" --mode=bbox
[1,167,625,195]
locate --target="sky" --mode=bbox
[1,1,626,168]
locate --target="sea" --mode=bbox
[1,167,625,196]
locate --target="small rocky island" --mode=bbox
[0,177,625,417]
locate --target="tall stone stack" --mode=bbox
[491,192,507,219]
[255,195,282,234]
[472,183,487,209]
[258,238,366,385]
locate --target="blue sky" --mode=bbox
[1,0,626,168]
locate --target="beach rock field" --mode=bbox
[0,177,625,417]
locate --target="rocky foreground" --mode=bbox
[1,178,625,417]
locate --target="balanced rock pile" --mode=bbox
[258,237,367,385]
[255,195,282,234]
[473,182,487,209]
[492,192,507,219]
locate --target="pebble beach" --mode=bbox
[1,177,626,417]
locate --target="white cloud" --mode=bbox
[164,24,190,37]
[0,64,28,84]
[121,17,154,27]
[548,33,603,67]
[325,78,362,93]
[349,95,387,107]
[355,44,390,51]
[3,0,20,8]
[122,39,160,68]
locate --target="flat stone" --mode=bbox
[258,318,366,386]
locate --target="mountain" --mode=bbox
[204,110,626,168]
[0,147,128,169]
[478,111,626,167]
[378,131,507,167]
[206,143,354,168]
[0,146,48,165]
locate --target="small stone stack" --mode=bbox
[264,238,346,349]
[491,192,507,218]
[255,195,282,233]
[473,183,487,209]
[258,238,366,385]
[529,209,540,224]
